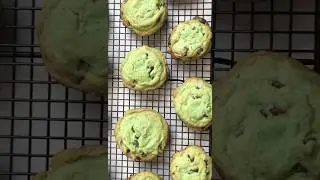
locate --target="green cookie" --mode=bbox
[37,0,108,94]
[169,17,212,61]
[120,0,167,36]
[173,78,212,130]
[214,51,320,180]
[170,146,212,180]
[115,108,169,161]
[32,145,107,180]
[120,45,169,91]
[129,171,162,180]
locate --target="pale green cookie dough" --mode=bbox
[120,46,169,91]
[37,0,108,94]
[115,108,169,161]
[169,17,212,61]
[32,145,108,180]
[213,51,320,180]
[173,78,212,130]
[170,146,212,180]
[129,171,162,180]
[120,0,167,36]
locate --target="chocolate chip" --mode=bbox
[131,127,135,133]
[196,17,207,24]
[189,167,199,173]
[76,59,90,73]
[260,109,268,118]
[234,127,244,137]
[132,139,139,148]
[291,163,308,173]
[183,47,189,56]
[196,48,204,55]
[269,107,286,116]
[271,80,285,89]
[147,65,155,79]
[187,154,195,162]
[192,94,201,99]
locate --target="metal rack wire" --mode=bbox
[107,0,212,179]
[0,0,212,180]
[0,0,319,180]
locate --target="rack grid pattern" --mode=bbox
[107,0,212,179]
[0,0,319,180]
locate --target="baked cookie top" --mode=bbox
[214,51,320,180]
[129,171,161,180]
[174,78,212,130]
[120,46,168,91]
[170,146,212,180]
[37,0,108,94]
[120,0,167,36]
[32,145,107,180]
[169,17,212,61]
[115,108,169,161]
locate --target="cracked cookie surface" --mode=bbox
[213,51,320,180]
[32,145,107,180]
[120,0,167,36]
[115,108,169,161]
[37,0,108,94]
[173,78,212,130]
[170,146,212,180]
[120,45,168,91]
[169,17,212,61]
[129,171,161,180]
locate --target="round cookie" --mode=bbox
[214,51,320,180]
[120,0,167,36]
[120,46,169,91]
[169,17,212,61]
[170,146,212,180]
[37,0,108,94]
[32,145,108,180]
[115,108,169,161]
[173,78,212,130]
[129,171,161,180]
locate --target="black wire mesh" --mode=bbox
[0,0,319,180]
[107,0,212,179]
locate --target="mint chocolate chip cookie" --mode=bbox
[170,146,212,180]
[115,108,169,161]
[173,78,212,130]
[32,145,108,180]
[169,17,212,61]
[121,0,167,36]
[120,45,169,91]
[129,171,162,180]
[214,51,320,180]
[37,0,108,94]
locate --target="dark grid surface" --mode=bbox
[0,0,108,180]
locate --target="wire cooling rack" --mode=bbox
[107,0,212,179]
[0,0,319,180]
